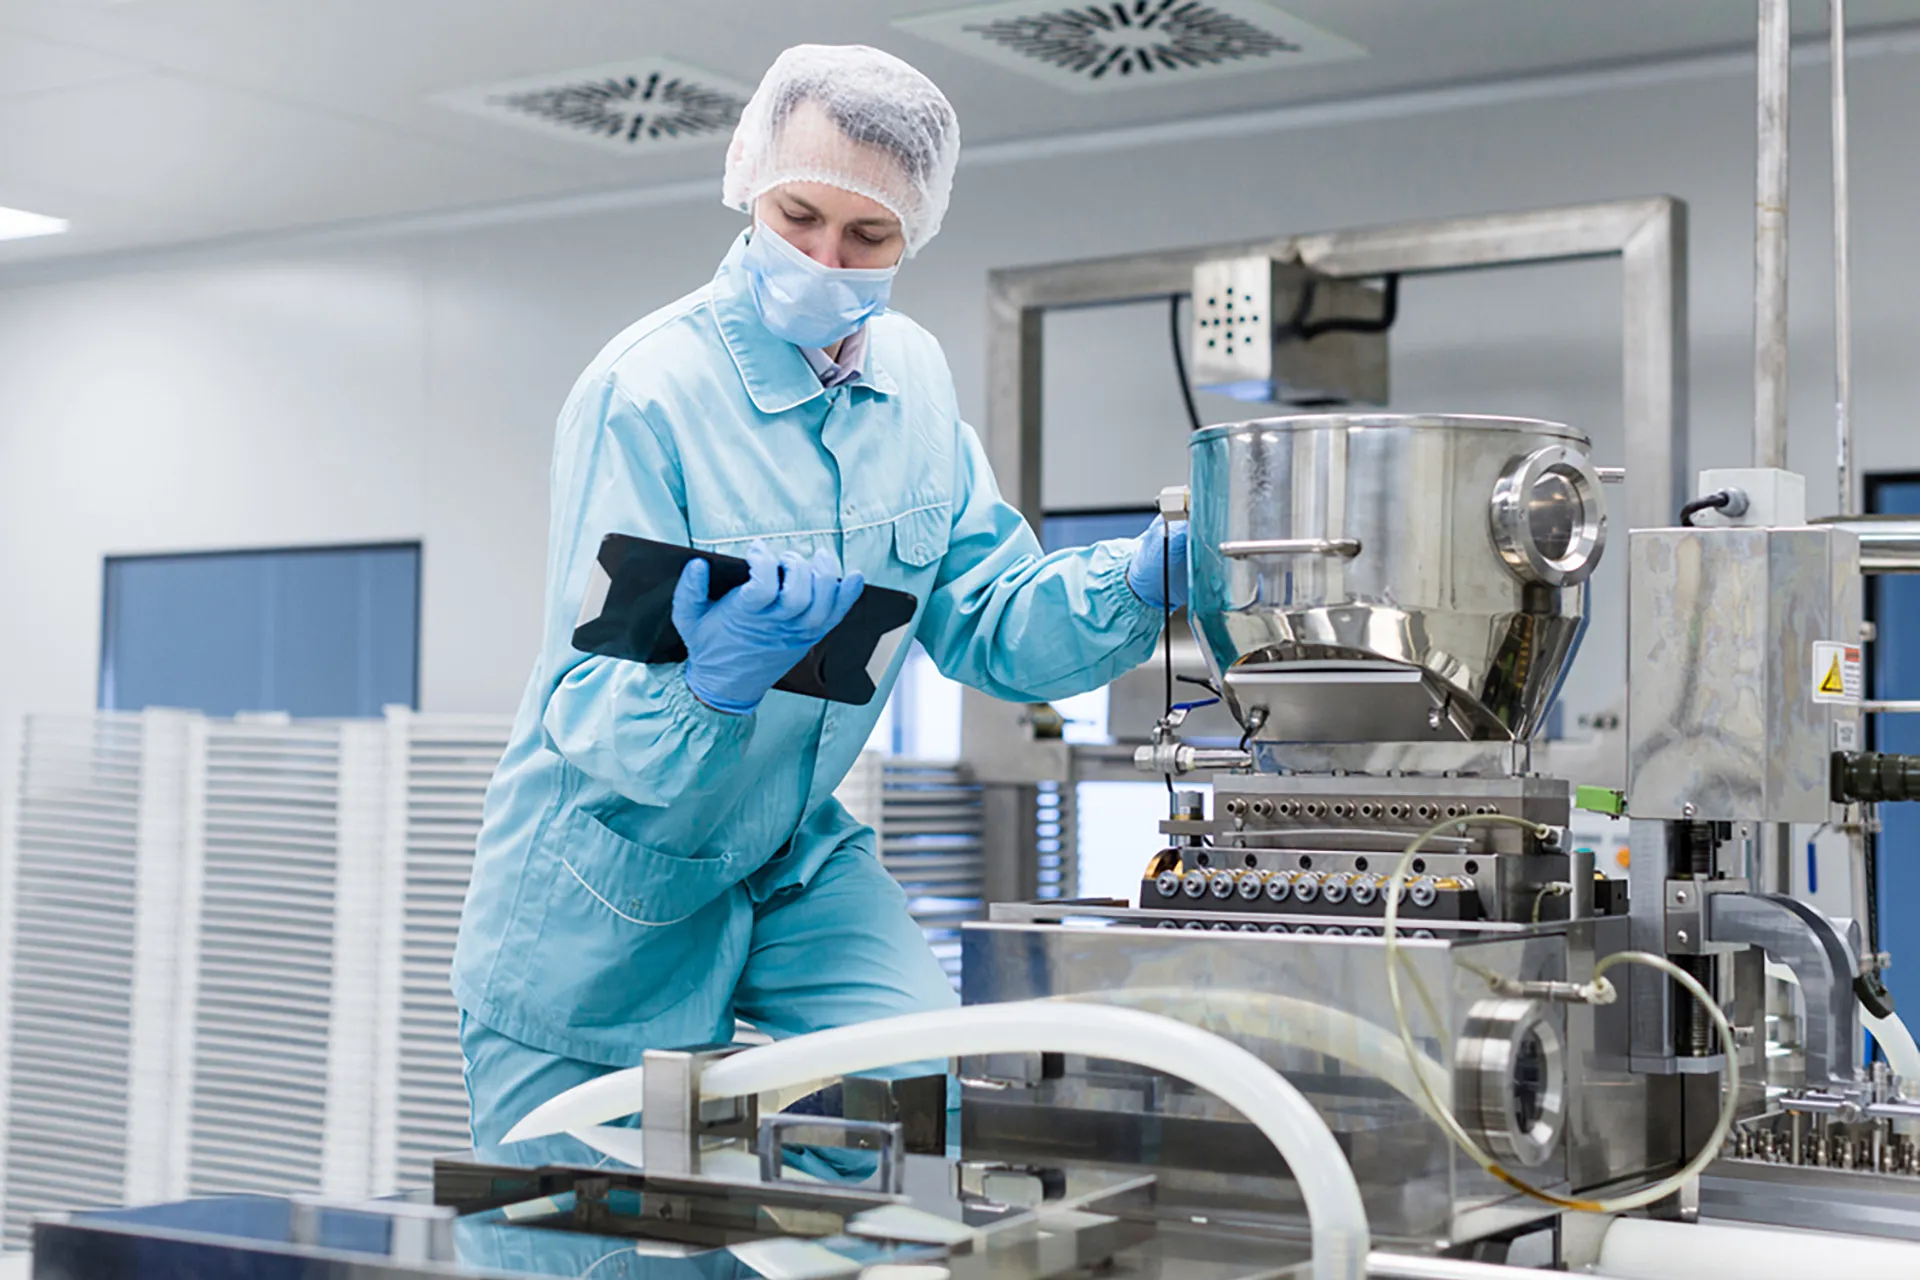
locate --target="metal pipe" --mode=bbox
[1754,0,1792,470]
[1865,701,1920,714]
[1817,517,1920,571]
[1367,1254,1567,1280]
[1833,0,1856,514]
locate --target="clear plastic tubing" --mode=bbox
[699,1002,1370,1280]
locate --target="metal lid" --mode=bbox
[1189,412,1590,448]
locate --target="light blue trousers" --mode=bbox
[461,842,958,1166]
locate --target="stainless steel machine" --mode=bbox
[963,402,1920,1259]
[31,6,1920,1280]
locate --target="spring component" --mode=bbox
[1833,751,1920,804]
[1673,953,1716,1055]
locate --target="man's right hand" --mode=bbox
[671,543,865,715]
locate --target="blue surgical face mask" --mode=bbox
[742,221,898,349]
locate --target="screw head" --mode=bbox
[1675,889,1690,905]
[1676,929,1691,945]
[1683,802,1698,818]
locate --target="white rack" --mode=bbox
[0,716,977,1232]
[372,711,511,1194]
[0,712,192,1244]
[878,760,986,984]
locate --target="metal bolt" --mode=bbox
[1675,889,1690,905]
[1676,929,1691,945]
[1683,802,1697,817]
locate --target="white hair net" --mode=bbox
[723,44,960,256]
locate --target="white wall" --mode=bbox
[3,51,1918,731]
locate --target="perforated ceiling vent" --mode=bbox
[436,58,750,154]
[898,0,1363,92]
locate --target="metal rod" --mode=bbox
[1219,537,1362,559]
[1833,0,1856,515]
[1368,1254,1569,1280]
[1864,701,1920,714]
[1755,0,1792,470]
[1817,518,1920,571]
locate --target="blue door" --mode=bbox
[1870,478,1920,1019]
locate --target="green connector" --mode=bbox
[1575,785,1627,817]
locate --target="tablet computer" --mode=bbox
[571,533,919,707]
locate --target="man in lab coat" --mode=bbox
[452,43,1189,1154]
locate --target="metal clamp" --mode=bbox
[758,1114,905,1194]
[1219,537,1362,559]
[1489,444,1607,587]
[1707,891,1864,1087]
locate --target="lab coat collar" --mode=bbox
[710,230,898,415]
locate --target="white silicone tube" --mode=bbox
[1596,1217,1920,1280]
[697,1003,1369,1280]
[1061,987,1448,1106]
[1864,1004,1920,1082]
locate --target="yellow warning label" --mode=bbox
[1812,640,1863,704]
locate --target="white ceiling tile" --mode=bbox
[1,0,1919,262]
[0,24,146,99]
[0,72,574,239]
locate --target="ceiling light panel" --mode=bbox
[0,206,70,241]
[435,58,751,155]
[898,0,1365,92]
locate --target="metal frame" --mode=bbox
[966,198,1690,891]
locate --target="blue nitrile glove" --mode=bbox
[1126,517,1189,610]
[671,543,865,715]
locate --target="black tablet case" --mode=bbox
[571,534,918,706]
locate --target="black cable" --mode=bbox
[1277,274,1401,341]
[1169,294,1203,433]
[1237,706,1269,753]
[1680,491,1735,526]
[1177,674,1220,696]
[1163,525,1176,811]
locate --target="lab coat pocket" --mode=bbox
[538,808,741,1029]
[890,503,951,569]
[555,807,739,927]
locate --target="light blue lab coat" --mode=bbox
[451,232,1164,1118]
